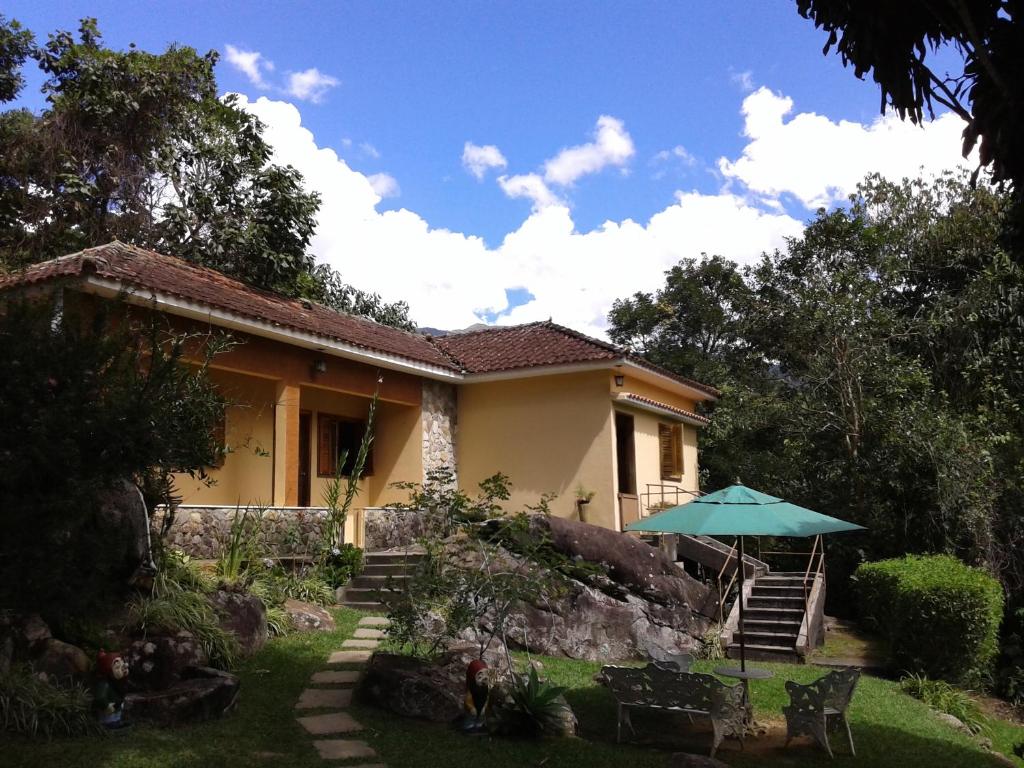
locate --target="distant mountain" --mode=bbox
[418,323,492,337]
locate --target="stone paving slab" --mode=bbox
[353,628,385,639]
[313,739,378,760]
[358,616,390,627]
[311,670,361,685]
[295,688,353,709]
[296,711,364,735]
[342,639,379,649]
[328,650,373,664]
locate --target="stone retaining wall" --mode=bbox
[363,507,433,551]
[153,506,330,559]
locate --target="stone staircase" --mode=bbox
[336,549,425,611]
[726,572,811,663]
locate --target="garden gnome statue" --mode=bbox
[92,650,130,729]
[460,659,490,732]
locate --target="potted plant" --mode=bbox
[574,485,595,522]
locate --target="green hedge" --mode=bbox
[855,554,1003,684]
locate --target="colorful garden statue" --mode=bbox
[460,658,490,732]
[92,650,130,729]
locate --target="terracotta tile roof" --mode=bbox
[431,321,619,372]
[0,242,458,372]
[619,393,711,425]
[0,243,720,398]
[434,321,720,398]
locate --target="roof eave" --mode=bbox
[80,276,463,382]
[613,392,710,428]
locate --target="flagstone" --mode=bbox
[295,688,353,709]
[296,711,363,735]
[358,616,390,627]
[342,639,379,649]
[353,628,385,639]
[311,670,361,685]
[328,650,372,664]
[313,739,378,760]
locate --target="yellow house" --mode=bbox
[1,243,718,547]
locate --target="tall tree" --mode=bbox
[794,1,1024,192]
[0,17,413,329]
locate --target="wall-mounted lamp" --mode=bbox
[312,359,328,375]
[614,374,625,387]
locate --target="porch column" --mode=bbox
[273,381,301,507]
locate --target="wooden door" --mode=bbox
[298,411,312,507]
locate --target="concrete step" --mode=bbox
[747,595,806,609]
[757,575,810,585]
[362,561,420,575]
[735,630,798,646]
[364,553,426,566]
[742,607,804,621]
[726,643,800,663]
[741,618,803,632]
[349,574,411,589]
[341,587,405,604]
[753,589,806,602]
[338,600,387,611]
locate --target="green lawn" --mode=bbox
[4,608,1023,768]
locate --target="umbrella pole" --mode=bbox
[738,536,746,672]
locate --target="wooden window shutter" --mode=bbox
[317,414,336,476]
[659,422,683,481]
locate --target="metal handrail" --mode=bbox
[715,537,740,626]
[802,534,825,639]
[638,483,701,517]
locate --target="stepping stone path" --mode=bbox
[296,615,389,766]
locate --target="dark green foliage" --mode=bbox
[495,665,571,738]
[316,544,364,590]
[0,297,225,621]
[0,16,413,329]
[899,673,988,736]
[609,173,1024,612]
[856,555,1003,684]
[0,665,98,738]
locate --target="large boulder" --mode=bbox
[125,666,240,726]
[209,590,267,656]
[126,631,209,691]
[283,599,336,633]
[357,642,511,722]
[33,638,91,682]
[0,613,52,665]
[96,479,155,586]
[458,517,715,661]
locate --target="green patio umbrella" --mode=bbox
[626,483,864,670]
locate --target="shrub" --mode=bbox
[493,665,572,738]
[317,544,364,589]
[855,554,1003,684]
[0,665,98,738]
[899,673,988,735]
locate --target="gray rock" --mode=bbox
[357,642,511,722]
[935,711,970,733]
[125,665,240,726]
[127,631,208,691]
[33,638,91,682]
[96,479,155,584]
[284,599,336,633]
[209,590,267,656]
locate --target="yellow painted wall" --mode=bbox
[609,371,703,513]
[456,371,617,528]
[173,369,275,506]
[298,386,422,510]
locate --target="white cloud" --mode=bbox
[731,69,755,92]
[360,142,380,159]
[496,173,562,211]
[237,86,968,339]
[653,145,697,167]
[286,68,340,103]
[543,115,635,186]
[224,45,273,89]
[718,86,973,209]
[462,142,508,180]
[367,172,400,198]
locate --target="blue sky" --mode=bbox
[7,2,970,334]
